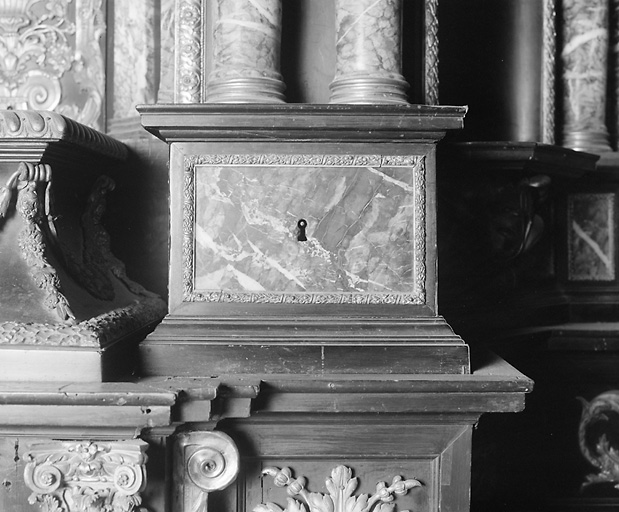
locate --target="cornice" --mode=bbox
[0,110,128,161]
[138,103,468,143]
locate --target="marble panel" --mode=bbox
[158,0,176,103]
[112,0,157,118]
[184,154,426,305]
[568,193,615,281]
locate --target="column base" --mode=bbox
[563,130,612,154]
[205,77,286,104]
[329,75,409,104]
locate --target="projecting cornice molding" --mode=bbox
[0,110,128,161]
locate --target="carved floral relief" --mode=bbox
[256,465,422,512]
[0,0,106,130]
[579,392,619,489]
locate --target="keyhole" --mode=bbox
[297,219,308,241]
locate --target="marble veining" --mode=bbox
[568,193,615,281]
[334,0,402,79]
[113,0,157,117]
[209,0,282,81]
[561,0,611,151]
[185,154,426,304]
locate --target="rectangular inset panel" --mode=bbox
[183,154,426,305]
[568,193,615,281]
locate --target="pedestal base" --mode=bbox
[205,77,286,104]
[329,75,409,104]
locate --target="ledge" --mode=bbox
[0,381,177,433]
[0,109,128,162]
[137,103,467,143]
[442,141,599,178]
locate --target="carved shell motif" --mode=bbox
[255,465,422,512]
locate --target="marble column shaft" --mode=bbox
[205,0,285,103]
[329,0,409,104]
[561,0,612,153]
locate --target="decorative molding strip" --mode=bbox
[579,391,619,488]
[185,153,422,168]
[424,0,439,105]
[186,291,424,306]
[23,440,148,512]
[173,431,240,512]
[0,110,128,160]
[541,0,556,145]
[181,154,427,305]
[175,0,204,103]
[0,297,167,347]
[256,465,422,512]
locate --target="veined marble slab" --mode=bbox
[568,192,615,281]
[183,154,426,305]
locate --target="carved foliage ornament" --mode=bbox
[0,162,75,322]
[256,465,422,512]
[0,0,106,129]
[579,391,619,488]
[23,440,148,512]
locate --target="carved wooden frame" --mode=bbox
[178,152,427,307]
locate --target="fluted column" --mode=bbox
[329,0,409,104]
[561,0,612,153]
[205,0,285,103]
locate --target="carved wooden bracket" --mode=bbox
[579,391,619,489]
[173,430,240,512]
[256,465,422,512]
[22,440,148,512]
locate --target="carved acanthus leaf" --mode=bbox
[256,465,422,512]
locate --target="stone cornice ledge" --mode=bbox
[0,110,128,161]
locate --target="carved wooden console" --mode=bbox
[0,110,166,382]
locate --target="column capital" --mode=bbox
[23,440,148,512]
